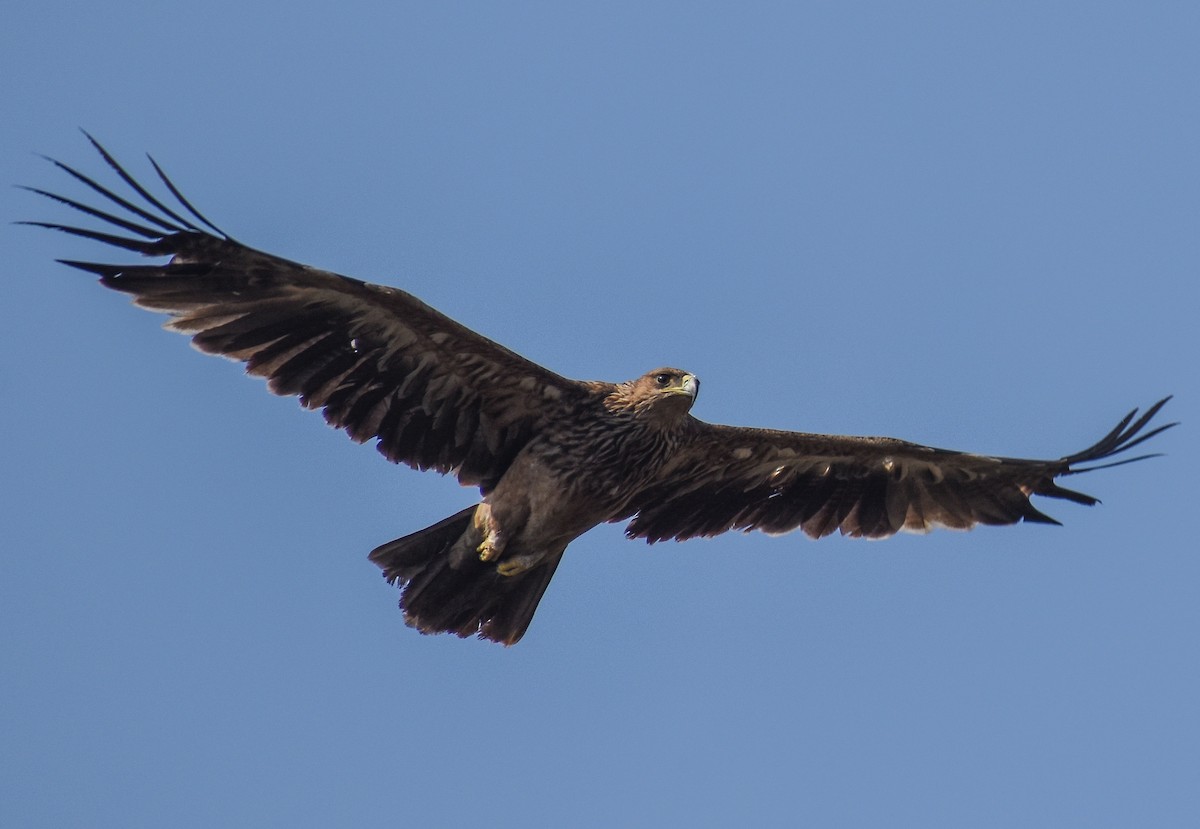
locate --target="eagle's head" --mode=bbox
[606,368,699,422]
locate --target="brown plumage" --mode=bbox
[25,135,1176,645]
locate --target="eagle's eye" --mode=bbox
[654,373,672,387]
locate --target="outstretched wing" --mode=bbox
[25,134,589,490]
[625,400,1174,541]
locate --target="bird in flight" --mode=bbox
[25,134,1174,645]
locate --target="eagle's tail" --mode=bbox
[369,507,560,646]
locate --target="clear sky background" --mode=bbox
[2,3,1196,827]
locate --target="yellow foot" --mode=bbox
[473,504,504,562]
[478,539,500,562]
[497,554,539,577]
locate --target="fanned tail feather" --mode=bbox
[369,508,560,646]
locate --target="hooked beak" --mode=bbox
[680,373,699,400]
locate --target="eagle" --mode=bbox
[25,134,1174,645]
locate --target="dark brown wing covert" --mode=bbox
[26,134,587,491]
[625,400,1172,542]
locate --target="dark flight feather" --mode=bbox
[623,402,1174,543]
[26,139,591,493]
[25,135,1176,645]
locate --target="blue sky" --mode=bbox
[2,2,1196,826]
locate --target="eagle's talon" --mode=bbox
[497,554,539,577]
[28,135,1175,647]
